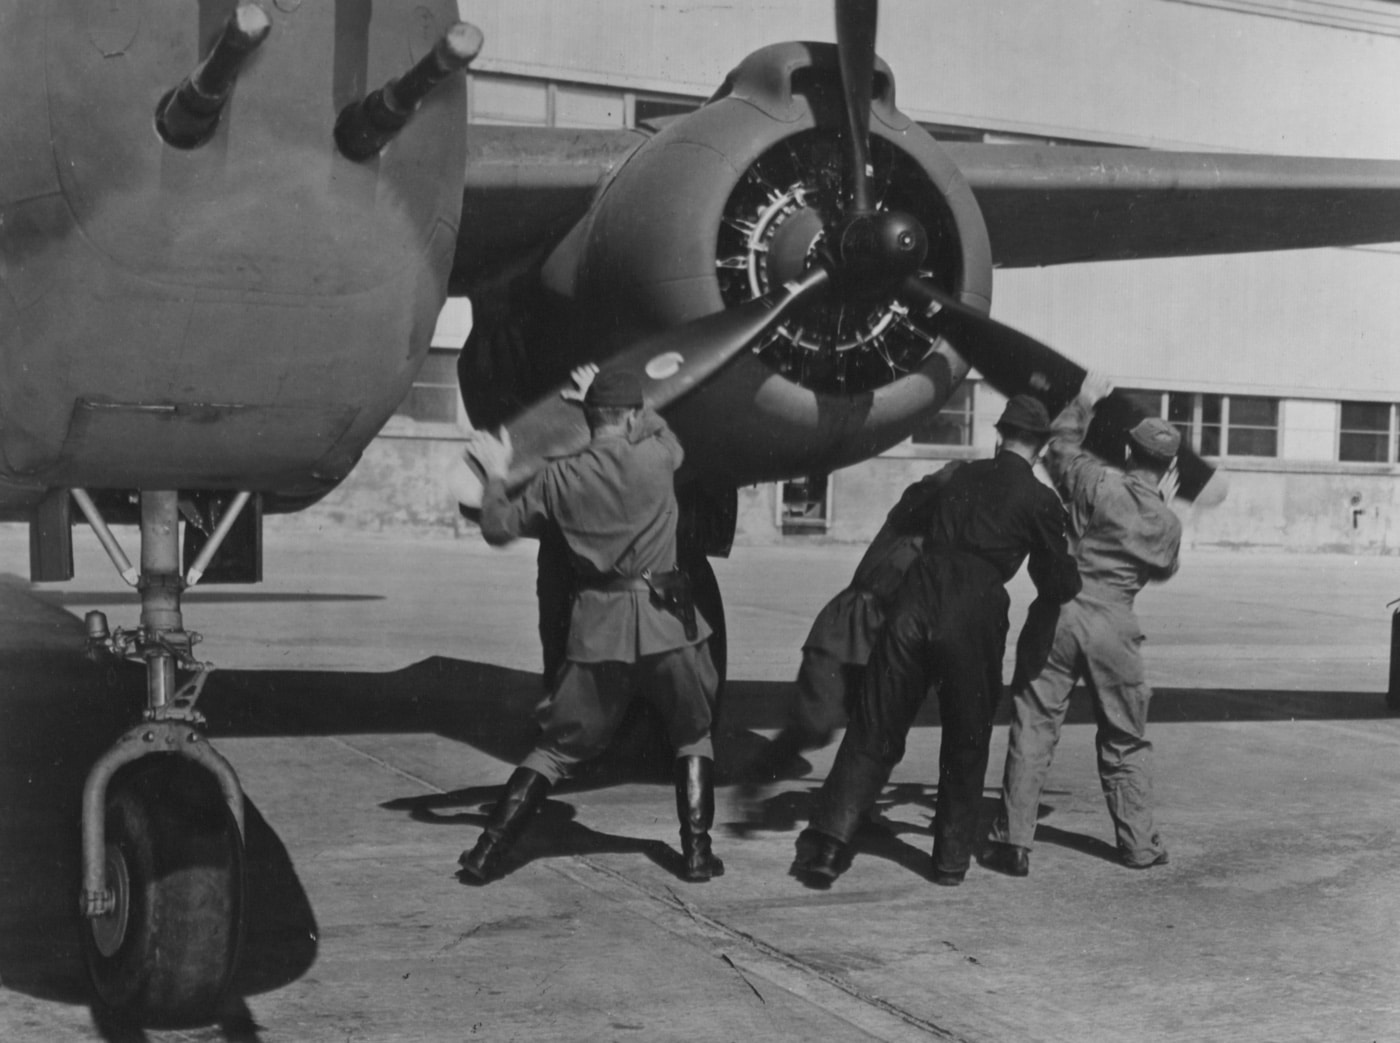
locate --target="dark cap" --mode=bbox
[995,394,1052,437]
[1128,417,1181,461]
[584,369,644,409]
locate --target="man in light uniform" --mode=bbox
[456,369,723,884]
[984,373,1182,876]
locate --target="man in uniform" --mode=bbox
[746,462,965,782]
[984,373,1182,877]
[793,395,1082,887]
[456,369,724,884]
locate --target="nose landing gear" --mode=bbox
[74,490,248,1026]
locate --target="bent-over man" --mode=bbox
[794,395,1082,887]
[984,373,1181,877]
[749,462,965,782]
[457,369,723,884]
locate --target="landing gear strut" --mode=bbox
[75,490,248,1025]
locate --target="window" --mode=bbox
[395,348,461,424]
[779,475,831,532]
[1339,402,1395,463]
[910,381,975,446]
[1164,392,1276,457]
[469,75,549,125]
[634,95,701,126]
[1226,396,1278,457]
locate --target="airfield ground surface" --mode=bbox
[1,524,1398,1042]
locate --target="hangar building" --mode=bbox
[305,0,1400,554]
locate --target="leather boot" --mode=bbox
[790,827,853,887]
[675,756,725,882]
[458,767,551,883]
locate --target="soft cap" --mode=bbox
[585,369,644,408]
[996,394,1052,436]
[1129,417,1182,461]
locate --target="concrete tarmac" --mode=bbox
[2,523,1399,1042]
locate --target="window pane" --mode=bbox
[1200,426,1221,456]
[471,77,548,125]
[1340,431,1389,463]
[781,475,829,529]
[416,351,459,384]
[1227,427,1276,457]
[1167,393,1194,425]
[635,97,701,125]
[555,86,626,129]
[910,381,973,446]
[1341,401,1390,433]
[1119,389,1164,418]
[1201,394,1222,424]
[396,387,459,424]
[396,349,460,422]
[1229,396,1278,427]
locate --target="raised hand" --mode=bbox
[559,363,600,403]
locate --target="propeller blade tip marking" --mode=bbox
[645,352,685,380]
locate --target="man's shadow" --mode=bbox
[733,780,949,884]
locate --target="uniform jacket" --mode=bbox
[480,409,711,663]
[803,462,965,664]
[1045,399,1182,607]
[923,450,1082,604]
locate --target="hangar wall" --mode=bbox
[296,0,1400,553]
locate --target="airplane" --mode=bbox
[4,0,1400,1027]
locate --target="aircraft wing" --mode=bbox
[454,131,1400,291]
[451,126,646,293]
[944,144,1400,268]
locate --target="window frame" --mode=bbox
[1337,401,1398,464]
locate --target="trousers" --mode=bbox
[811,551,1009,876]
[991,595,1165,862]
[522,642,718,783]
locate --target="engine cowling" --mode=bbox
[564,42,994,485]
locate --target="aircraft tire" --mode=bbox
[81,756,245,1027]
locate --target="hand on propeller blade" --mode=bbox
[1158,459,1181,503]
[462,428,513,483]
[898,276,1225,505]
[455,268,833,506]
[1078,370,1114,410]
[559,363,600,404]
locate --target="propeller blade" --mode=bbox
[453,268,831,507]
[835,0,879,213]
[901,278,1226,505]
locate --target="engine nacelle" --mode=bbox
[563,42,994,485]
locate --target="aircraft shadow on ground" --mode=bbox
[0,571,1390,1025]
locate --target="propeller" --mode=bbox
[835,0,879,214]
[900,277,1227,505]
[451,268,832,507]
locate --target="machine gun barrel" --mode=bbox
[156,3,271,148]
[334,22,483,161]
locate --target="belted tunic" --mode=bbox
[480,409,711,663]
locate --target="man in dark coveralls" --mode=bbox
[984,373,1182,877]
[456,369,724,884]
[747,461,965,782]
[793,395,1082,887]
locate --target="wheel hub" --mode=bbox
[90,844,131,958]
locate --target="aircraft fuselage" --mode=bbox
[0,0,467,514]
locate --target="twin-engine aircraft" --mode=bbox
[3,0,1400,1026]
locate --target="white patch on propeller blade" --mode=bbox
[646,352,684,380]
